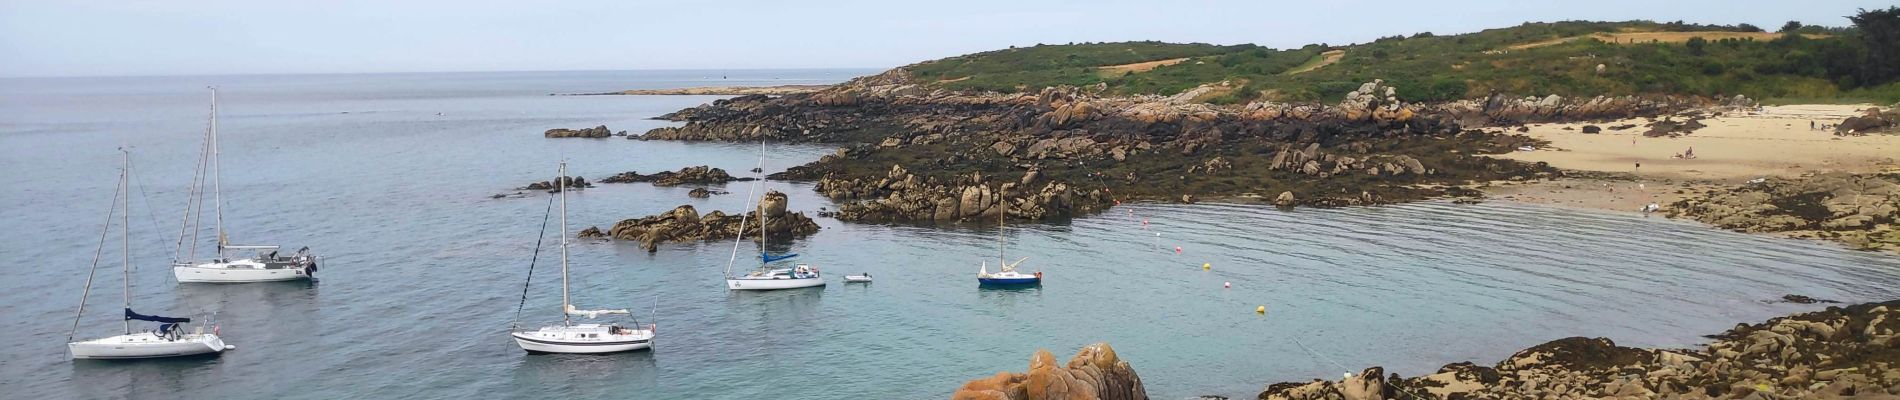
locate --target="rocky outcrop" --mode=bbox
[1259,300,1900,399]
[1670,172,1899,252]
[544,125,612,138]
[636,70,1662,220]
[1836,107,1898,135]
[809,164,1104,222]
[687,187,724,198]
[576,226,605,238]
[598,165,755,186]
[1443,93,1718,126]
[601,190,819,252]
[951,342,1146,400]
[1644,116,1708,137]
[520,176,591,192]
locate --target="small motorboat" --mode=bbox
[844,274,873,283]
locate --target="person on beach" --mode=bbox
[1635,161,1641,172]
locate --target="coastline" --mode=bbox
[554,84,832,96]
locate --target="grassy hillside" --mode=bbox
[903,16,1900,104]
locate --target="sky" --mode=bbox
[1,0,1891,77]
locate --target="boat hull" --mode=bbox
[512,331,653,354]
[174,264,310,283]
[726,277,824,290]
[978,276,1042,286]
[69,333,229,360]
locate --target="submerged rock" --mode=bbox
[951,342,1146,400]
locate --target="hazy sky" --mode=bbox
[1,0,1889,77]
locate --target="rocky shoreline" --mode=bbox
[1254,299,1900,400]
[1669,172,1899,253]
[956,300,1900,399]
[634,68,1742,223]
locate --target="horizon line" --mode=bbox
[0,66,895,80]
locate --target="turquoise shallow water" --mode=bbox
[3,71,1898,399]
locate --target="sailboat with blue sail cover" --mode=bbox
[69,150,234,360]
[724,139,823,291]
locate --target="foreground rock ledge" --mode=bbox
[581,190,818,252]
[952,342,1146,400]
[1257,300,1900,400]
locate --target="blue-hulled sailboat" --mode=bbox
[978,190,1040,287]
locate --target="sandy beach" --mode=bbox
[1499,104,1899,181]
[1486,104,1899,214]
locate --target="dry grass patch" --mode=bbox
[1095,57,1190,77]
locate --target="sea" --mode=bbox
[2,69,1897,399]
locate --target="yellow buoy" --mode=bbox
[1256,305,1267,314]
[1202,263,1211,270]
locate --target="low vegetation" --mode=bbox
[904,9,1900,104]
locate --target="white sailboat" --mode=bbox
[978,188,1040,286]
[511,162,655,354]
[172,87,321,283]
[69,149,234,360]
[724,138,822,291]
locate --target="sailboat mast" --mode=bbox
[725,137,767,279]
[121,149,132,335]
[68,154,124,344]
[758,137,768,266]
[558,163,570,325]
[209,87,226,259]
[997,187,1005,266]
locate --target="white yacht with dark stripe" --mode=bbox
[510,162,654,354]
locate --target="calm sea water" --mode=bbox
[3,70,1898,400]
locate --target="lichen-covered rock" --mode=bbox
[951,342,1146,400]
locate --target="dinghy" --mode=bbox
[844,274,873,283]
